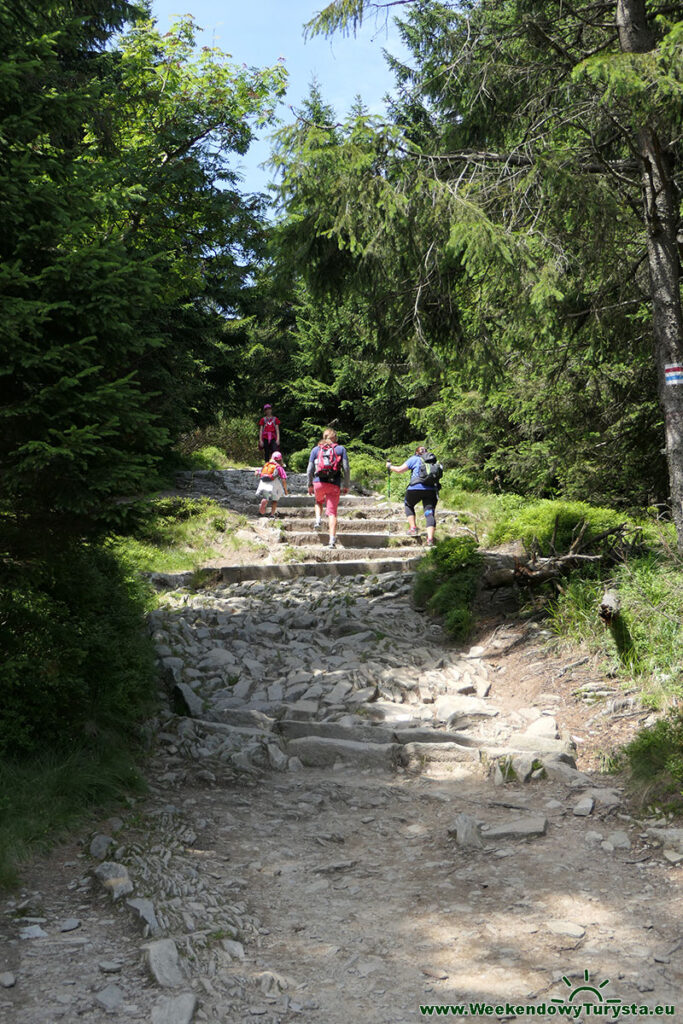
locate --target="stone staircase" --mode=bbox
[173,467,428,582]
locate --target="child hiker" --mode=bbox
[255,451,287,516]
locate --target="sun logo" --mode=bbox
[552,969,621,1006]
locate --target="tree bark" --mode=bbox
[617,0,683,548]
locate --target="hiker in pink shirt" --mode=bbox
[258,403,280,461]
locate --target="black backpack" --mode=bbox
[417,452,443,487]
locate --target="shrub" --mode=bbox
[413,536,482,642]
[0,545,156,758]
[178,415,257,466]
[288,448,311,473]
[186,445,231,470]
[489,498,628,555]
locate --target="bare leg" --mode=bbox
[427,524,435,542]
[407,514,417,532]
[328,512,337,541]
[315,501,324,525]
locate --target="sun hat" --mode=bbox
[263,403,272,410]
[272,451,283,461]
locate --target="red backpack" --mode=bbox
[260,460,278,480]
[316,443,342,481]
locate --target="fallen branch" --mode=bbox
[482,551,602,588]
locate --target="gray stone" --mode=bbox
[448,813,484,849]
[151,992,197,1024]
[547,920,585,939]
[573,796,595,817]
[606,830,631,850]
[646,827,683,853]
[200,648,236,668]
[89,833,113,859]
[286,736,402,770]
[126,897,160,935]
[173,683,204,718]
[59,917,81,932]
[323,680,354,704]
[434,695,498,720]
[94,861,134,901]
[221,939,245,960]
[95,984,124,1012]
[258,623,281,638]
[267,743,290,771]
[582,787,621,808]
[99,961,123,974]
[0,972,16,988]
[504,735,576,757]
[144,938,186,987]
[523,716,559,739]
[345,686,379,705]
[482,815,548,840]
[285,700,320,720]
[233,678,254,700]
[19,924,47,939]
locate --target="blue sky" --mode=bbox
[149,0,408,194]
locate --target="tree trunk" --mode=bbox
[617,0,683,548]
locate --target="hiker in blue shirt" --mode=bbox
[386,445,442,547]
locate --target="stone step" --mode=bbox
[284,545,418,562]
[216,557,422,583]
[277,494,377,508]
[281,518,409,534]
[281,532,418,549]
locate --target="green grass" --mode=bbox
[0,743,146,888]
[108,497,247,573]
[624,712,683,812]
[547,553,683,706]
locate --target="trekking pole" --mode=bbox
[386,463,391,502]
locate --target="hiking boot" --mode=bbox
[327,537,337,549]
[426,538,436,548]
[408,527,418,537]
[314,521,322,531]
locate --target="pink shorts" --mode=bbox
[313,481,341,516]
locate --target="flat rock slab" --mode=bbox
[286,736,402,770]
[393,727,481,747]
[505,734,576,756]
[151,992,198,1024]
[403,742,481,768]
[547,920,586,938]
[278,719,397,746]
[144,938,186,988]
[482,815,548,840]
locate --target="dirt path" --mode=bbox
[1,475,681,1024]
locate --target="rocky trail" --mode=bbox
[1,471,682,1024]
